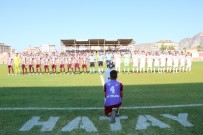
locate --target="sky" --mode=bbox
[0,0,203,51]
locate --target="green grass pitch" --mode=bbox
[0,62,203,135]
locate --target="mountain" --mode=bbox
[179,32,203,49]
[133,32,203,50]
[134,43,154,51]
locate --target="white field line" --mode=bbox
[0,104,203,111]
[99,74,105,86]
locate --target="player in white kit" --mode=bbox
[179,52,186,72]
[114,51,122,73]
[153,52,160,73]
[185,52,192,72]
[166,52,173,73]
[132,51,139,73]
[6,53,14,75]
[146,52,153,73]
[139,51,146,73]
[160,52,166,73]
[173,52,179,73]
[123,51,131,74]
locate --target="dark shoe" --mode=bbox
[110,108,116,124]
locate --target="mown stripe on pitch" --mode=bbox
[0,104,203,111]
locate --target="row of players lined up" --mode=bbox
[6,50,192,75]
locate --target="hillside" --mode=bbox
[134,43,154,51]
[179,32,203,49]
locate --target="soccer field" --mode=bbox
[0,62,203,135]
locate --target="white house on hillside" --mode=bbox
[154,40,179,50]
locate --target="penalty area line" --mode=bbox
[0,104,203,111]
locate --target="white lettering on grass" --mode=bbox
[61,116,97,132]
[99,116,128,131]
[19,113,194,132]
[161,113,193,127]
[136,115,170,130]
[19,116,59,131]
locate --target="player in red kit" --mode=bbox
[59,53,65,74]
[35,53,42,75]
[74,53,80,74]
[28,53,35,75]
[21,52,27,75]
[51,52,57,75]
[44,54,50,74]
[6,53,14,75]
[66,53,74,74]
[82,53,88,74]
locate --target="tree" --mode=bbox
[168,46,175,50]
[159,45,167,51]
[196,45,201,51]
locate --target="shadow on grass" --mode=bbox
[0,83,202,108]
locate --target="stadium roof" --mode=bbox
[61,39,133,46]
[0,43,10,47]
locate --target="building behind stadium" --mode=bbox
[0,43,15,64]
[23,45,56,53]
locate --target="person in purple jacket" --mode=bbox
[104,70,123,123]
